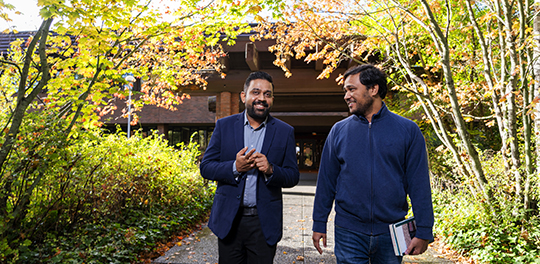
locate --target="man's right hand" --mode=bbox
[312,232,327,254]
[236,147,256,173]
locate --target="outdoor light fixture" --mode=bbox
[124,74,136,138]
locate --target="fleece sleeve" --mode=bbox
[312,126,340,234]
[405,125,434,241]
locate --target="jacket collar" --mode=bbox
[354,102,388,123]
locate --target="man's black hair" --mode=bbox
[343,64,387,99]
[244,71,274,92]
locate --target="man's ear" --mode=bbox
[370,84,379,97]
[240,91,246,104]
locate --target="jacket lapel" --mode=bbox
[234,113,244,151]
[261,115,276,155]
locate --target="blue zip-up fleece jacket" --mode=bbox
[312,103,434,241]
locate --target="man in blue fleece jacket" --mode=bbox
[312,64,434,264]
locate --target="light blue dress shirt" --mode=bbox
[232,112,267,207]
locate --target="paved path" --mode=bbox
[153,173,454,264]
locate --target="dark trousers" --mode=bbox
[218,209,277,264]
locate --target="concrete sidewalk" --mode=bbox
[153,172,454,264]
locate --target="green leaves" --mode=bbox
[432,152,540,263]
[0,128,214,263]
[3,0,266,143]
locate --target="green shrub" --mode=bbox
[1,128,214,263]
[433,150,540,263]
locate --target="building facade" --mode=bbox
[1,31,355,171]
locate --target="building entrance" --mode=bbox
[296,139,324,171]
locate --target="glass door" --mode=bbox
[296,139,321,170]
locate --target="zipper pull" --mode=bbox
[369,122,372,128]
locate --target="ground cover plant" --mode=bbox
[0,121,214,263]
[431,149,540,263]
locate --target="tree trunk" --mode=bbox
[533,5,540,201]
[0,19,53,224]
[0,19,53,171]
[499,0,523,204]
[520,0,533,211]
[419,0,493,212]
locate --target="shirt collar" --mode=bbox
[244,111,268,129]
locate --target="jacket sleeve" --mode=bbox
[312,126,339,234]
[406,126,434,241]
[200,119,239,186]
[266,126,300,188]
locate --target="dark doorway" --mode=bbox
[296,139,324,171]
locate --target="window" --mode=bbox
[167,126,214,150]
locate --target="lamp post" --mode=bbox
[124,74,136,138]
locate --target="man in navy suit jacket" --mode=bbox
[200,71,300,264]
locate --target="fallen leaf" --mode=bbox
[296,255,305,261]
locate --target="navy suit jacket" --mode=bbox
[200,113,300,246]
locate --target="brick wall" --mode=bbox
[216,91,240,120]
[104,95,216,125]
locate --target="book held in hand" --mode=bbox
[389,217,416,256]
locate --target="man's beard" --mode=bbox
[247,100,271,121]
[349,96,374,118]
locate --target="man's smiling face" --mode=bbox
[343,72,376,118]
[241,78,274,122]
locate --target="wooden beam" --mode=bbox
[192,69,346,95]
[285,55,291,71]
[219,56,230,73]
[272,95,348,112]
[245,42,259,71]
[315,43,324,71]
[220,37,275,52]
[273,115,346,128]
[315,59,324,71]
[207,96,216,113]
